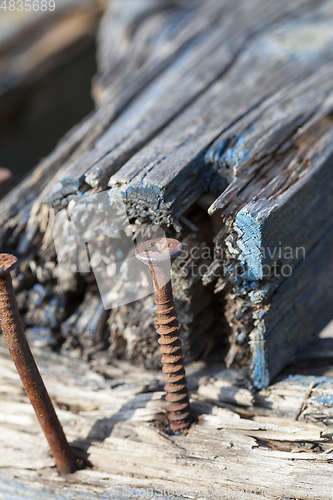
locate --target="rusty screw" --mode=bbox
[135,238,192,432]
[0,254,77,475]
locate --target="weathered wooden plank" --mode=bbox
[207,64,333,217]
[193,51,333,387]
[1,344,333,499]
[215,148,333,388]
[2,0,230,231]
[106,1,333,227]
[93,0,237,106]
[43,0,243,204]
[2,2,333,497]
[44,0,315,209]
[251,224,333,388]
[1,0,333,394]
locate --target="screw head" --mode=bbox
[135,238,182,265]
[0,254,18,277]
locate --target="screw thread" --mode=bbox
[155,297,192,431]
[135,238,192,433]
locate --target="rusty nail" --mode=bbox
[135,238,192,432]
[0,254,77,475]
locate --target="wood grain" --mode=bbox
[1,344,333,499]
[0,0,333,394]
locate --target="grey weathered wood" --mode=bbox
[207,63,333,217]
[1,341,333,499]
[206,105,333,387]
[45,0,314,208]
[107,4,333,227]
[1,0,333,388]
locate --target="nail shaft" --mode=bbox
[0,254,77,475]
[135,239,192,432]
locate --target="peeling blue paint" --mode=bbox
[253,346,270,389]
[220,138,248,177]
[235,209,263,280]
[315,395,333,406]
[286,374,333,386]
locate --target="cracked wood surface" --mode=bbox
[1,2,333,496]
[1,331,333,500]
[0,0,331,229]
[0,0,333,423]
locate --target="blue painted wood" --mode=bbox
[234,155,333,388]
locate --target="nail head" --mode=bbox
[135,238,182,264]
[0,254,18,277]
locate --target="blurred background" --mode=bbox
[0,0,106,197]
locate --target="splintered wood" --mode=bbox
[1,343,333,499]
[0,0,332,388]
